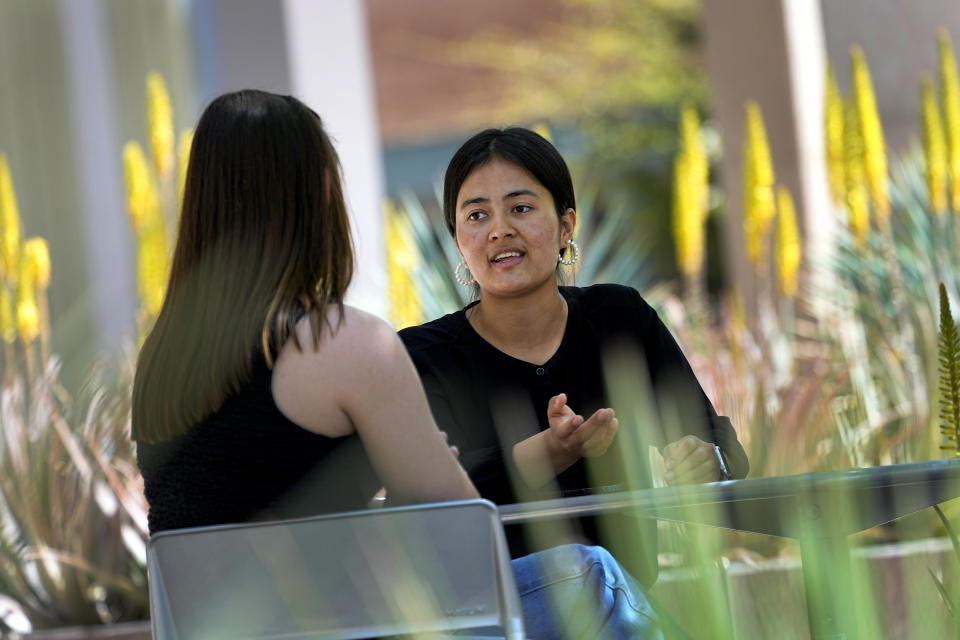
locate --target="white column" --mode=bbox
[282,0,386,315]
[58,0,136,349]
[782,0,833,299]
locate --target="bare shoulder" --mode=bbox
[282,304,391,355]
[280,306,478,502]
[272,305,400,436]
[279,304,406,385]
[329,305,398,352]
[323,306,404,375]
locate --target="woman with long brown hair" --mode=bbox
[132,90,475,530]
[132,91,671,639]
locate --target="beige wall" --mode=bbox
[821,0,960,154]
[702,0,803,312]
[702,0,960,315]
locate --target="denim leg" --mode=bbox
[511,544,669,640]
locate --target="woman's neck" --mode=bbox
[466,285,568,365]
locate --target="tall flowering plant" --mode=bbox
[0,152,149,633]
[671,104,709,311]
[122,72,192,342]
[741,101,776,273]
[0,154,53,382]
[0,69,195,634]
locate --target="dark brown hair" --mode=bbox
[132,90,354,443]
[442,127,576,236]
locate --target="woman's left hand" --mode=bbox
[662,435,723,485]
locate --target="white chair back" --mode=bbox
[147,499,525,639]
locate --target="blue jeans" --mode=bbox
[511,544,669,639]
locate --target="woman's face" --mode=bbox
[454,158,575,300]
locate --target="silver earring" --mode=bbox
[455,259,475,286]
[559,239,580,266]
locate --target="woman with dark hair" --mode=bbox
[133,92,669,638]
[399,127,749,586]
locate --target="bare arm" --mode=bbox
[273,307,478,504]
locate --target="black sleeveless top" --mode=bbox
[137,354,381,534]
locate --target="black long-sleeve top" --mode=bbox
[400,283,748,585]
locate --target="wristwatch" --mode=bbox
[713,444,731,481]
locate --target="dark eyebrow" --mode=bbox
[460,196,489,211]
[460,189,539,211]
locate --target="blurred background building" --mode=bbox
[0,0,957,378]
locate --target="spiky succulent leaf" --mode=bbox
[940,283,960,452]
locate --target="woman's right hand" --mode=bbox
[510,394,619,488]
[546,393,618,458]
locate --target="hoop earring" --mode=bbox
[559,239,580,266]
[455,260,475,286]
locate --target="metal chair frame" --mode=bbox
[147,499,525,639]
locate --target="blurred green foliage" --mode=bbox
[0,353,148,633]
[448,0,711,285]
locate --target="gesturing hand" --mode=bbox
[662,435,724,485]
[547,393,618,458]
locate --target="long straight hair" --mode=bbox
[132,90,354,443]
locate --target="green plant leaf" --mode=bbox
[935,504,960,565]
[939,283,960,449]
[929,566,956,618]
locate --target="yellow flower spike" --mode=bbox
[15,297,39,343]
[137,224,169,317]
[742,101,776,268]
[672,104,708,276]
[384,200,423,330]
[729,288,747,336]
[921,74,948,214]
[15,262,39,376]
[531,123,553,143]
[940,30,960,213]
[19,248,36,296]
[775,186,802,298]
[824,65,846,205]
[672,155,699,276]
[126,138,169,317]
[15,264,38,345]
[123,142,159,232]
[146,71,175,180]
[850,45,890,223]
[16,298,39,347]
[680,104,709,222]
[0,285,15,345]
[176,128,194,208]
[22,236,51,363]
[0,153,22,285]
[844,96,870,246]
[22,237,50,290]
